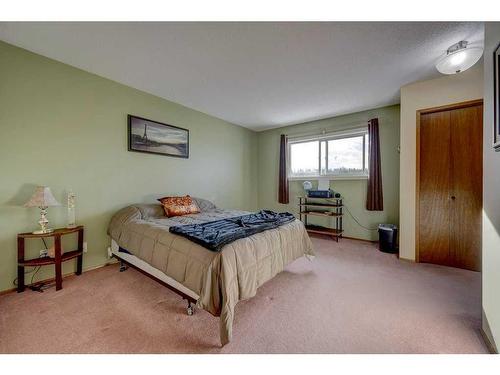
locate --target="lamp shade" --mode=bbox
[436,41,483,75]
[24,186,61,208]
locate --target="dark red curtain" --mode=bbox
[366,118,383,211]
[278,134,289,204]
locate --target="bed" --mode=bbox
[107,198,314,346]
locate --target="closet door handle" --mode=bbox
[451,195,456,200]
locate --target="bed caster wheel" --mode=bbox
[186,301,195,316]
[119,261,128,272]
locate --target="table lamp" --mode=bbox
[24,186,61,234]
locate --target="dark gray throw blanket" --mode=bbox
[169,210,296,251]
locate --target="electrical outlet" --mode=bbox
[40,249,48,258]
[83,242,88,253]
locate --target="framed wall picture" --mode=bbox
[494,43,500,151]
[128,115,189,158]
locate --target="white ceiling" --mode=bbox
[0,22,484,131]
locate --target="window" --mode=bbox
[288,129,369,179]
[290,141,320,177]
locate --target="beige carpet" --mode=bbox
[0,235,488,353]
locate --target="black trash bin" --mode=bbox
[378,224,398,253]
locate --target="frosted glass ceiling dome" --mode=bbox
[436,40,483,75]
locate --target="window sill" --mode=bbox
[288,175,369,181]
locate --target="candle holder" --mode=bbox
[67,189,76,229]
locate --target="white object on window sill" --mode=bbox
[318,179,329,190]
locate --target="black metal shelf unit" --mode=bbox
[298,196,344,242]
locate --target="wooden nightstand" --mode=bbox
[17,226,84,292]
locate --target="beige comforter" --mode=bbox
[107,201,314,345]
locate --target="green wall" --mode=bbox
[0,41,258,292]
[257,105,400,241]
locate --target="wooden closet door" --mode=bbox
[418,111,451,267]
[449,105,483,271]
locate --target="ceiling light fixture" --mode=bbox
[435,40,483,75]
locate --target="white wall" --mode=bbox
[399,67,484,260]
[482,22,500,352]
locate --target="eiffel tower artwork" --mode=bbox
[129,115,189,158]
[142,124,150,145]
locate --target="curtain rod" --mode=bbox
[286,121,369,140]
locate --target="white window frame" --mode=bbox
[287,127,369,180]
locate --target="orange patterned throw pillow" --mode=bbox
[158,195,200,217]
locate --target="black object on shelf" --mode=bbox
[307,189,333,198]
[378,224,398,253]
